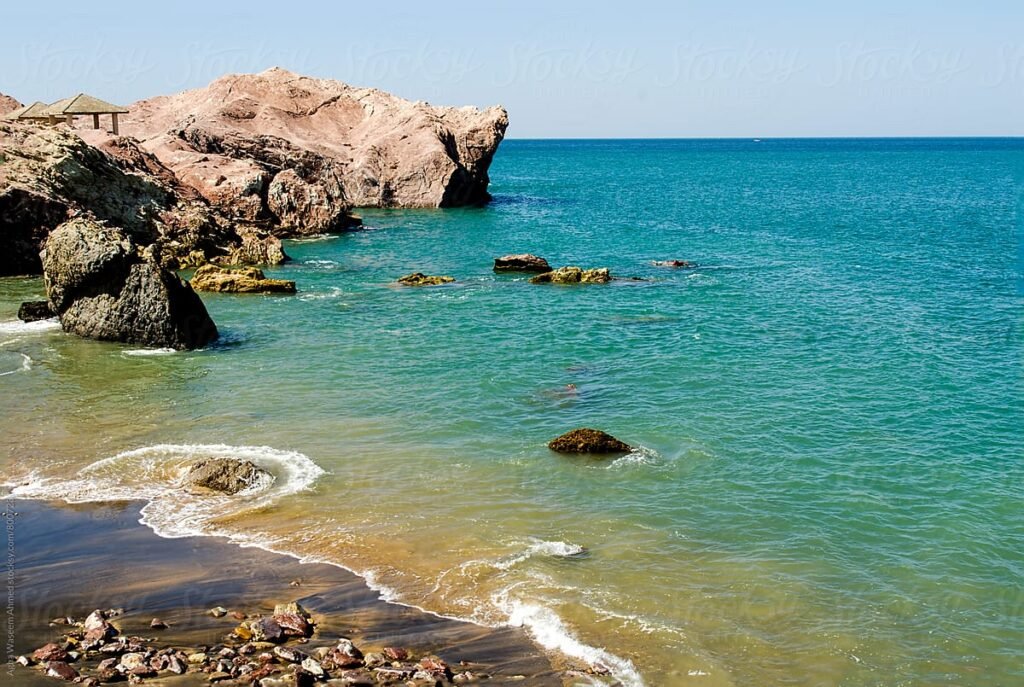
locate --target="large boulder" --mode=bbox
[184,457,272,494]
[529,267,612,284]
[42,218,218,349]
[190,264,296,294]
[548,428,632,454]
[121,68,508,218]
[493,254,551,273]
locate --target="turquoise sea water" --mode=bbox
[2,138,1023,686]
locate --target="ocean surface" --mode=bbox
[2,138,1022,686]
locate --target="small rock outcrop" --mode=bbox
[529,266,612,284]
[42,218,218,349]
[17,300,54,322]
[493,254,551,273]
[548,428,632,454]
[184,457,272,494]
[653,260,697,268]
[397,272,455,287]
[190,264,296,294]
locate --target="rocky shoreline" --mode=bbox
[5,500,584,686]
[0,69,508,348]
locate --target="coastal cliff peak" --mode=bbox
[121,69,508,211]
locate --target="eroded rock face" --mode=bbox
[493,254,551,273]
[190,264,296,294]
[122,68,508,219]
[42,218,218,349]
[529,266,612,284]
[184,457,272,494]
[548,428,632,454]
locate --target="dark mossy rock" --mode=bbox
[493,254,551,273]
[652,260,698,268]
[548,428,632,454]
[397,272,455,286]
[17,300,54,322]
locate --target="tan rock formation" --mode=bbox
[121,68,508,232]
[190,264,296,294]
[529,266,613,284]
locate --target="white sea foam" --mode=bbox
[0,353,32,377]
[493,539,587,570]
[122,348,178,357]
[496,595,645,687]
[299,287,345,301]
[9,444,325,539]
[0,318,61,335]
[606,446,661,469]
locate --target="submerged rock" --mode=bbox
[17,300,54,322]
[529,266,612,284]
[548,428,632,454]
[190,264,296,294]
[42,218,218,349]
[653,259,698,268]
[397,272,455,287]
[184,458,272,495]
[493,253,551,273]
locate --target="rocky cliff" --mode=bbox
[122,68,508,226]
[0,121,283,275]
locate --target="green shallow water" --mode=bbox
[2,138,1023,686]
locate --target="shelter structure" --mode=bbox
[43,93,129,133]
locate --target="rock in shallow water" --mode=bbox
[548,428,632,454]
[185,458,272,494]
[190,263,296,294]
[397,272,455,286]
[652,259,698,268]
[493,253,551,273]
[42,218,218,349]
[17,300,54,322]
[529,266,612,284]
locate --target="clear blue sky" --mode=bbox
[3,1,1020,137]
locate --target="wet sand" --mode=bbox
[4,498,566,686]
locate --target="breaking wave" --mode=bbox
[8,444,325,539]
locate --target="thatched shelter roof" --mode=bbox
[44,93,128,116]
[3,101,51,120]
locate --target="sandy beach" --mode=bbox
[5,498,564,685]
